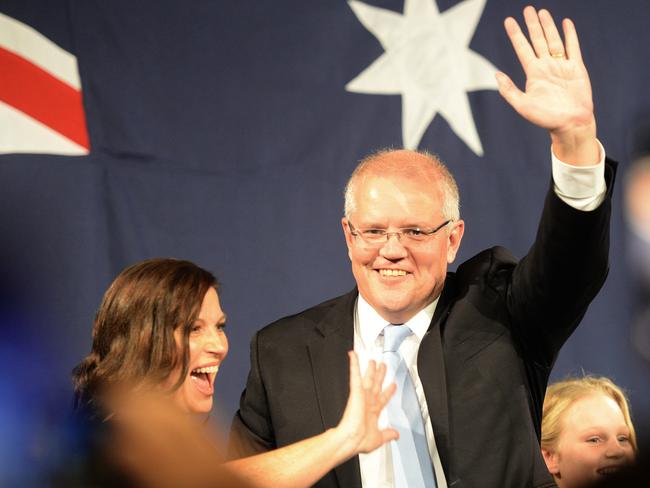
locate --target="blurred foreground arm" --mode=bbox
[109,352,396,488]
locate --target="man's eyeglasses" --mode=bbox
[348,219,452,246]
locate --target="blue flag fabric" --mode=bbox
[1,0,649,482]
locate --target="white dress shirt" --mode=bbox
[354,145,607,487]
[551,141,606,210]
[355,295,447,488]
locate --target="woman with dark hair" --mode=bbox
[72,258,397,487]
[73,258,224,415]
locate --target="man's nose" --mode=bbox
[379,232,408,259]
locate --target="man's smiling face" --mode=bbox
[342,153,463,324]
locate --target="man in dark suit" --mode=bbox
[230,7,613,488]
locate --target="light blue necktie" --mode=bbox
[383,324,437,488]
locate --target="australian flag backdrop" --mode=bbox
[1,0,649,483]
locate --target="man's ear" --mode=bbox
[542,448,560,475]
[341,217,354,257]
[446,220,465,264]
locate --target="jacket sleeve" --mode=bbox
[227,331,276,459]
[505,158,617,367]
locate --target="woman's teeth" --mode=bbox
[192,365,219,374]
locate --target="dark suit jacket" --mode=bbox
[229,161,616,488]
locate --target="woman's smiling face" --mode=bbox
[171,287,228,414]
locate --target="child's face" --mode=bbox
[543,393,635,488]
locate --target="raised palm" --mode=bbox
[337,352,398,455]
[497,7,595,135]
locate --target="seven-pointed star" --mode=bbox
[346,0,499,156]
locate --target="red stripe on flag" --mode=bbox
[0,46,89,150]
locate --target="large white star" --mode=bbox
[346,0,498,156]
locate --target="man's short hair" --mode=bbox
[343,148,460,221]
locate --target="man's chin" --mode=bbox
[374,301,417,324]
[372,293,439,323]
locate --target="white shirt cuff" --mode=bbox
[552,140,607,211]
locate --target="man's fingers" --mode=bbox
[495,71,524,112]
[538,9,564,57]
[563,18,583,63]
[504,16,535,72]
[523,6,549,58]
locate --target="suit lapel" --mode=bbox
[308,289,361,488]
[418,276,455,482]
